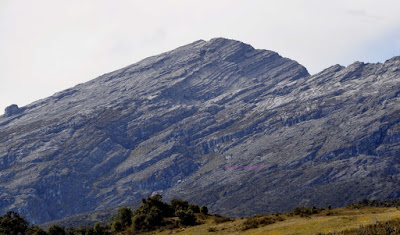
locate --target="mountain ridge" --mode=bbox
[1,38,399,224]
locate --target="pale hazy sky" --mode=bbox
[1,0,400,114]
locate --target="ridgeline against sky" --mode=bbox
[1,0,400,113]
[1,38,400,224]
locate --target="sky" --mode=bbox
[1,0,400,114]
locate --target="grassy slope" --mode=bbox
[151,207,400,235]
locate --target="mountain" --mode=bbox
[1,38,399,224]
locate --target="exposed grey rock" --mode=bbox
[4,104,22,117]
[0,38,399,225]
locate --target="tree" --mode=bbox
[0,211,29,235]
[116,207,133,228]
[132,194,173,231]
[171,199,189,212]
[176,209,196,226]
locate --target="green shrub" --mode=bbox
[163,220,179,230]
[93,222,101,233]
[117,207,133,228]
[74,225,95,234]
[48,224,66,235]
[325,218,400,234]
[348,198,400,209]
[214,214,233,224]
[171,199,189,212]
[66,227,76,235]
[200,206,208,215]
[145,206,164,227]
[133,194,172,231]
[26,225,47,235]
[93,222,108,234]
[292,206,321,217]
[242,215,284,230]
[116,194,204,231]
[139,194,174,218]
[189,204,200,213]
[132,214,145,231]
[0,211,29,235]
[111,220,122,232]
[176,210,197,226]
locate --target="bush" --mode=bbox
[66,227,76,235]
[93,222,108,234]
[145,206,164,227]
[140,194,174,218]
[117,207,133,228]
[121,194,203,231]
[163,220,179,230]
[214,215,233,224]
[93,222,101,233]
[200,206,208,215]
[189,204,200,213]
[292,206,321,217]
[111,221,122,232]
[132,214,145,231]
[26,225,47,235]
[133,194,172,231]
[73,225,95,234]
[48,224,66,235]
[171,199,189,212]
[325,218,400,235]
[176,210,197,226]
[65,226,97,235]
[0,211,29,234]
[348,198,400,209]
[242,215,284,231]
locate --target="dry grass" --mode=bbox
[152,207,400,235]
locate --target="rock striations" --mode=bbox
[0,38,399,224]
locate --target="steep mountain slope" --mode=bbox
[170,57,400,217]
[1,38,399,224]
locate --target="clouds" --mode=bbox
[1,0,400,113]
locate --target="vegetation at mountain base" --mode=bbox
[241,214,284,230]
[2,196,400,234]
[213,214,234,224]
[324,218,400,234]
[0,211,47,235]
[348,198,400,209]
[4,38,400,226]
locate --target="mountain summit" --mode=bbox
[1,38,399,224]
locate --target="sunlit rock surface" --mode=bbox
[1,38,399,224]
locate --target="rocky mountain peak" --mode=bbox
[1,38,399,225]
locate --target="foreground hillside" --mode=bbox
[158,207,400,235]
[2,196,400,234]
[153,209,400,235]
[1,37,400,223]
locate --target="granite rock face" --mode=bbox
[0,38,399,224]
